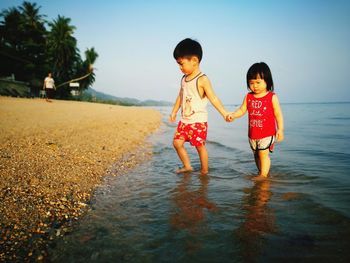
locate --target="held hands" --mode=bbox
[225,112,235,122]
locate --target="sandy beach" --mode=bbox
[0,97,161,261]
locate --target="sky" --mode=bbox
[1,0,350,104]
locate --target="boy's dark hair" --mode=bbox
[173,38,203,62]
[246,62,274,91]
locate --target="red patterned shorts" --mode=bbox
[174,121,208,147]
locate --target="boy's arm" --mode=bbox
[169,94,181,123]
[272,94,284,142]
[199,76,228,120]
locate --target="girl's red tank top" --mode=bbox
[247,92,276,139]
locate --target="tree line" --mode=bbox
[0,1,98,98]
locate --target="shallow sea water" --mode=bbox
[50,103,350,262]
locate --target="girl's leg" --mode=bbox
[253,150,260,173]
[173,139,193,173]
[196,145,209,175]
[257,149,271,177]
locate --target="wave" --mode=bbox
[329,117,350,120]
[209,173,241,180]
[288,148,350,161]
[206,140,245,153]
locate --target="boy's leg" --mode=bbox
[196,145,208,175]
[257,149,271,177]
[173,139,193,173]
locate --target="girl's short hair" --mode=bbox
[173,38,203,62]
[246,62,274,91]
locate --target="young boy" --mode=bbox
[169,38,230,175]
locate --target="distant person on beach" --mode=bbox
[228,62,284,179]
[169,38,230,175]
[43,72,55,102]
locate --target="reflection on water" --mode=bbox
[170,174,217,253]
[48,105,350,262]
[235,179,277,262]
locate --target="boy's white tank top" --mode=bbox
[180,73,208,124]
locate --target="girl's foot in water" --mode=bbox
[252,175,268,181]
[200,169,209,176]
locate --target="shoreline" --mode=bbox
[0,97,162,261]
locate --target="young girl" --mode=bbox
[229,62,284,179]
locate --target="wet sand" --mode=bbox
[0,97,161,261]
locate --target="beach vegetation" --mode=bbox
[0,1,98,99]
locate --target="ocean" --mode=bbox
[50,102,350,262]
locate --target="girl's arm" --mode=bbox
[272,94,284,142]
[169,94,181,123]
[229,95,248,120]
[234,95,248,118]
[199,76,229,120]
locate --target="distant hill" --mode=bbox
[83,88,172,106]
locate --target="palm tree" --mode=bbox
[0,7,24,78]
[19,1,46,29]
[18,1,47,88]
[0,2,47,85]
[1,2,99,99]
[47,15,79,97]
[0,7,23,50]
[85,47,98,66]
[79,47,98,90]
